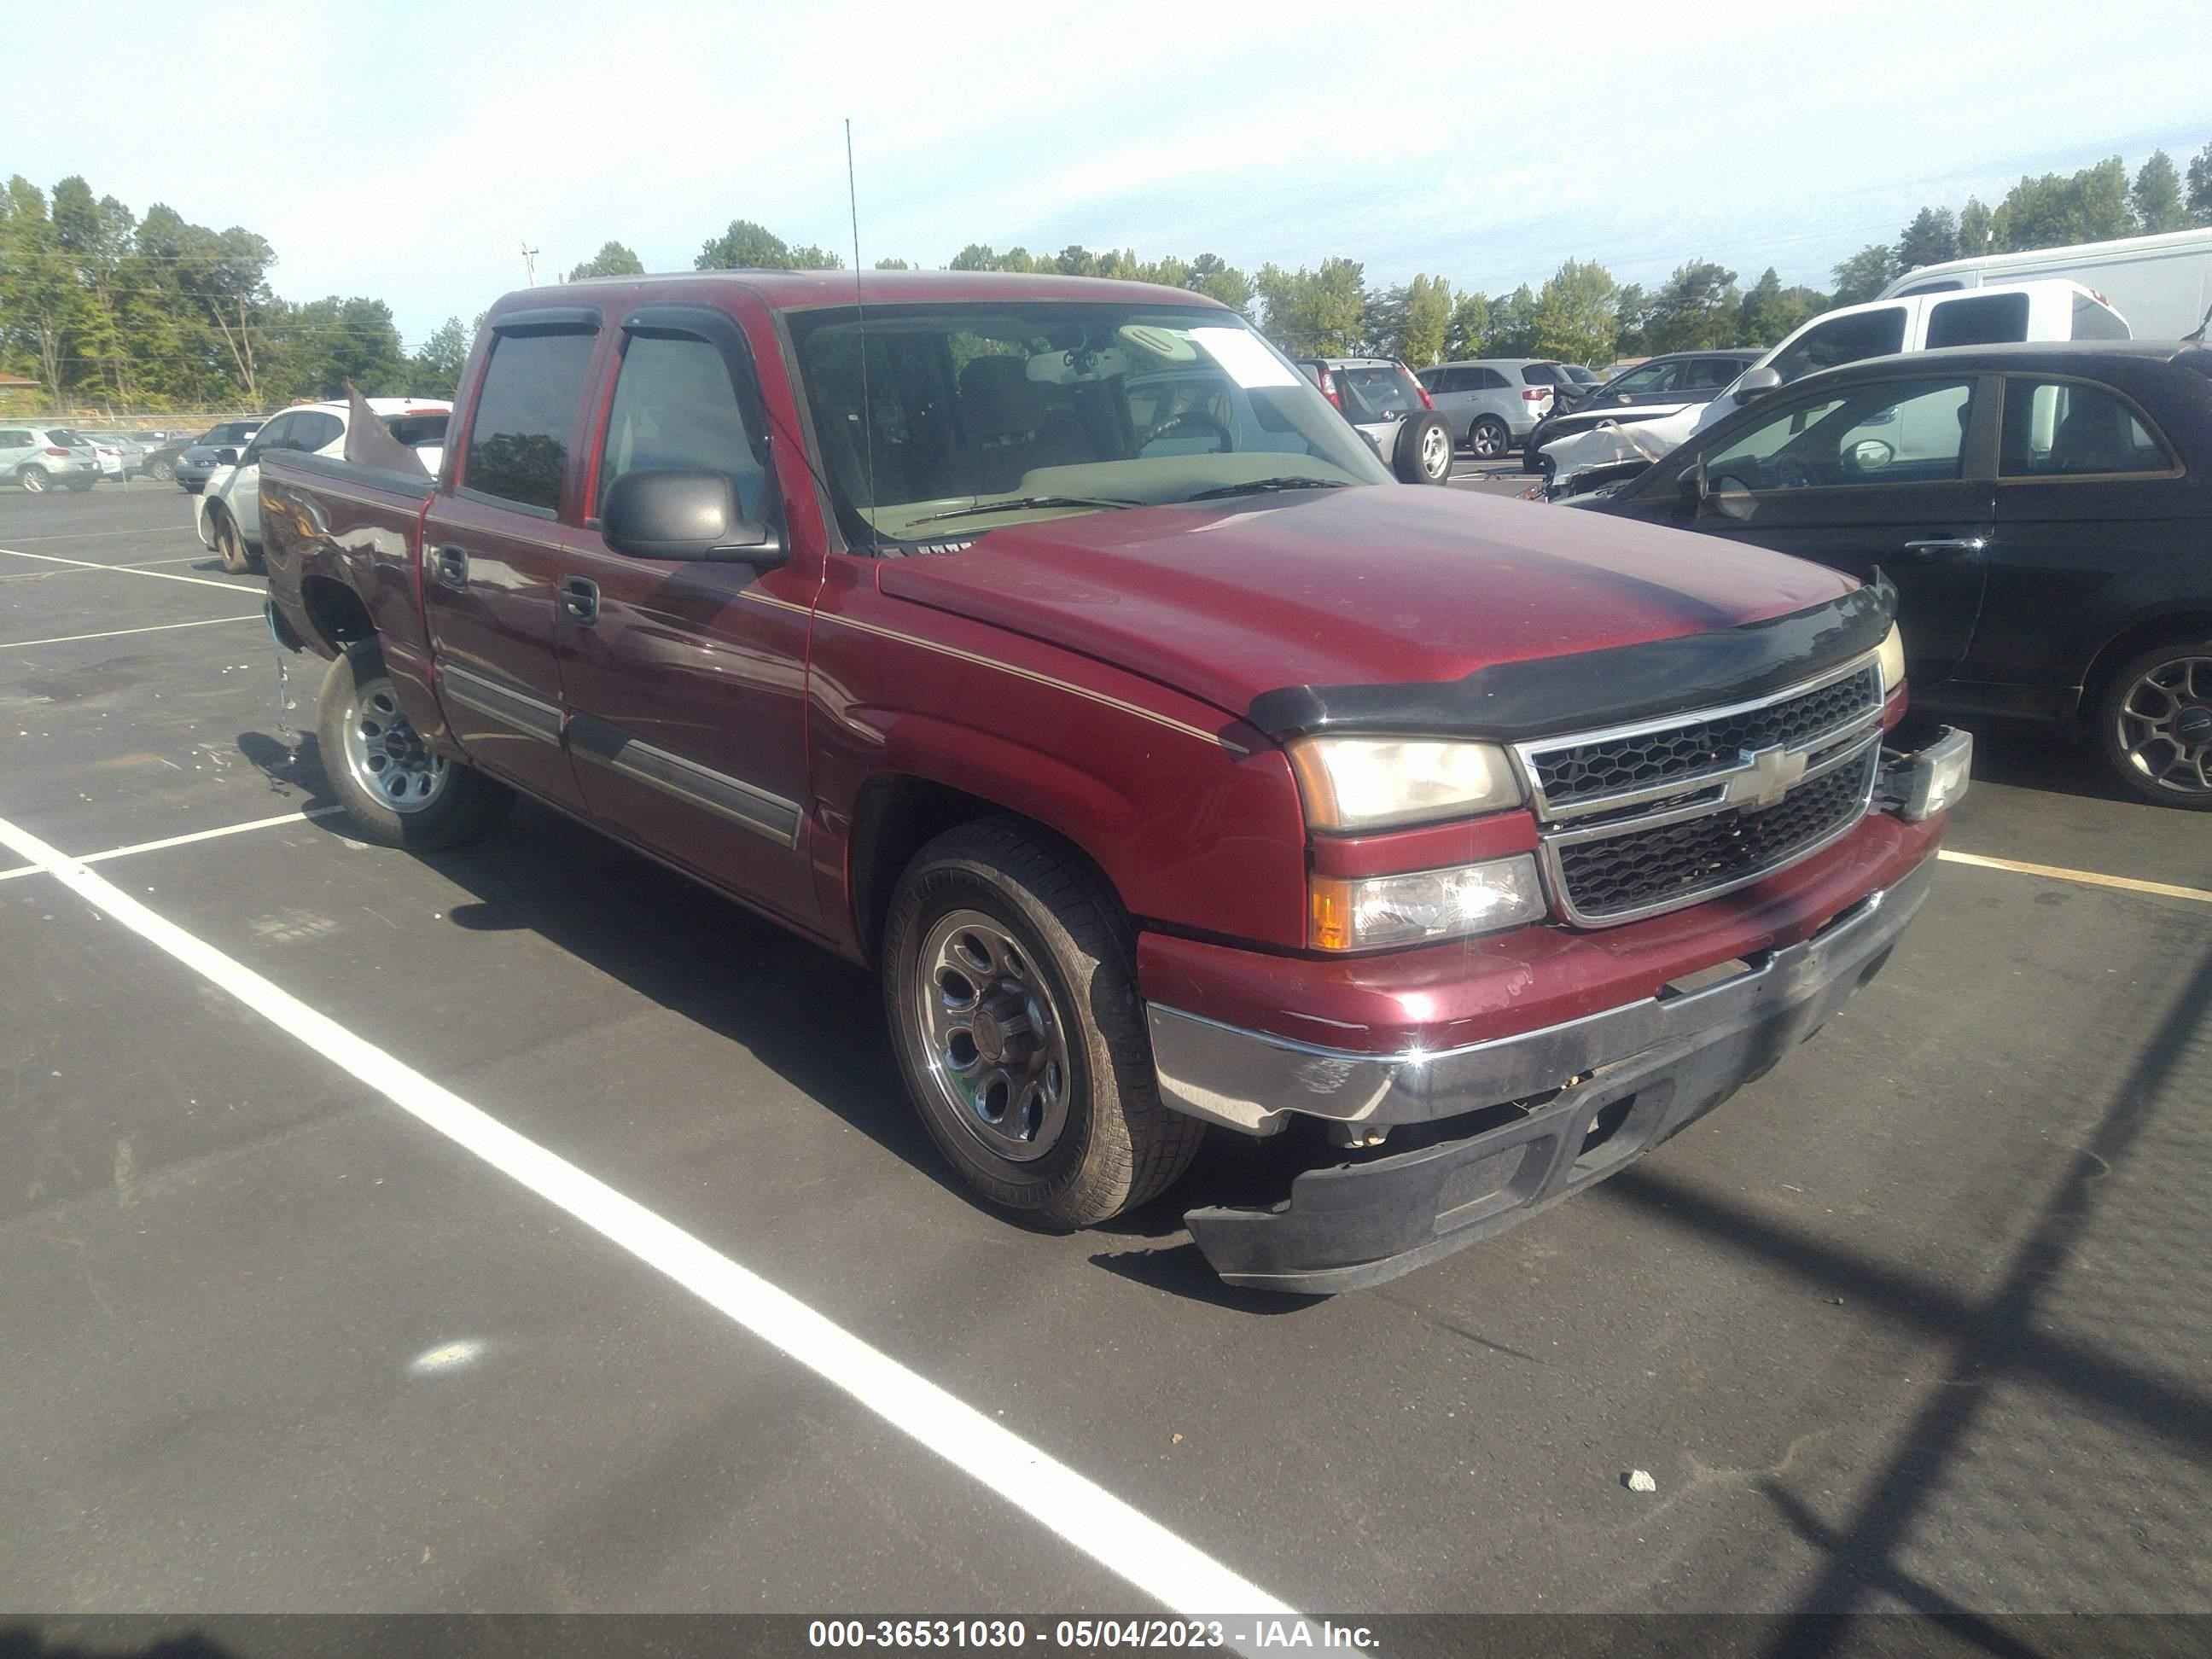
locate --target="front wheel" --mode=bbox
[2097,640,2212,808]
[148,461,173,481]
[1468,416,1511,461]
[317,646,513,847]
[212,509,257,574]
[882,818,1204,1229]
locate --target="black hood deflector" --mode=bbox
[1246,577,1895,744]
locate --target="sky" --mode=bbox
[9,0,2210,350]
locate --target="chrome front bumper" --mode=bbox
[1149,827,1943,1139]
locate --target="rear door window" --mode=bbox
[464,329,597,513]
[1768,307,1909,385]
[2000,378,2173,477]
[1684,357,1747,388]
[1924,292,2031,348]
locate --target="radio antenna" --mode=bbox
[845,117,880,544]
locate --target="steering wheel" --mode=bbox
[1770,455,1816,491]
[1140,412,1234,454]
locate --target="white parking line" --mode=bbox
[1938,849,2212,905]
[0,544,243,592]
[0,614,263,651]
[0,806,346,883]
[0,807,1303,1632]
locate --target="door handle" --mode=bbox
[432,544,469,589]
[559,574,600,626]
[1899,537,1988,562]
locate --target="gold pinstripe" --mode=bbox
[740,590,1249,756]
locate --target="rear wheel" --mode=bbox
[317,645,513,848]
[17,466,47,493]
[1468,416,1511,461]
[148,461,173,482]
[2098,640,2212,809]
[1394,411,1454,485]
[882,818,1204,1229]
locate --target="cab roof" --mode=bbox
[504,267,1237,316]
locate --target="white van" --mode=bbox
[1875,226,2212,341]
[1688,278,2128,438]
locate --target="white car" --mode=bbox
[1540,279,2134,492]
[196,398,451,573]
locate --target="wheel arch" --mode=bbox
[2076,608,2212,732]
[298,574,376,656]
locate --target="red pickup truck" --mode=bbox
[259,271,1970,1292]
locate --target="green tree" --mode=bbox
[50,176,137,399]
[696,219,790,269]
[264,296,409,401]
[948,243,998,271]
[1989,158,2134,251]
[2192,143,2212,227]
[0,178,92,399]
[408,317,471,398]
[1957,196,1994,256]
[1643,261,1740,351]
[1185,253,1253,313]
[1485,285,1539,356]
[2133,151,2186,234]
[1895,207,1958,272]
[1051,245,1101,276]
[1830,242,1898,306]
[1610,283,1653,358]
[1444,291,1490,359]
[1254,259,1367,356]
[1531,259,1616,366]
[784,244,844,270]
[872,257,911,271]
[1735,268,1826,348]
[568,241,643,281]
[139,204,277,404]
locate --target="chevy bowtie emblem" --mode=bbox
[1723,744,1809,812]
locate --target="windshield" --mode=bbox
[788,302,1390,545]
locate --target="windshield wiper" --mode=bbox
[905,494,1142,527]
[1180,477,1352,504]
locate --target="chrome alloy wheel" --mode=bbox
[1470,419,1506,458]
[912,909,1074,1163]
[1419,420,1452,480]
[341,676,450,812]
[2115,654,2212,799]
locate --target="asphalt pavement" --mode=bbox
[3,480,2209,1637]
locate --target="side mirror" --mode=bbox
[602,468,786,567]
[1733,367,1784,403]
[216,446,240,464]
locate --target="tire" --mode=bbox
[1467,416,1511,462]
[882,818,1205,1230]
[148,461,173,482]
[1393,410,1454,485]
[211,509,257,574]
[2094,638,2212,809]
[17,466,49,493]
[317,645,513,848]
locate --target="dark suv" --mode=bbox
[1523,349,1760,471]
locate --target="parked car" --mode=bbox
[1295,356,1454,483]
[172,421,265,493]
[1877,225,2212,340]
[82,431,148,481]
[0,425,101,492]
[1523,350,1761,472]
[196,398,450,573]
[257,269,1965,1292]
[1416,358,1572,459]
[1569,341,2212,806]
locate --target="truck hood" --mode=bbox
[875,485,1861,731]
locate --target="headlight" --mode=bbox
[1309,855,1546,952]
[1876,623,1905,696]
[1286,736,1522,831]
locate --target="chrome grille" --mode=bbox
[1516,654,1886,927]
[1528,663,1881,812]
[1551,748,1878,923]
